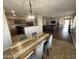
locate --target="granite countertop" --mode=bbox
[3,33,50,59]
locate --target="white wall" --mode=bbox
[37,16,43,33]
[3,11,12,49]
[37,16,43,26]
[71,17,76,47]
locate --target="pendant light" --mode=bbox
[28,0,35,19]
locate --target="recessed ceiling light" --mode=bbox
[13,14,16,16]
[11,10,15,13]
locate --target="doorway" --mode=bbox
[63,20,70,32]
[62,20,70,40]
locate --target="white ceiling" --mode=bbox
[3,0,76,17]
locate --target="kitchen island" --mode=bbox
[3,33,51,59]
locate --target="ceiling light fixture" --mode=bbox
[11,10,15,13]
[28,15,35,19]
[28,0,35,19]
[13,14,16,16]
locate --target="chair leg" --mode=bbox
[42,55,44,59]
[47,49,49,56]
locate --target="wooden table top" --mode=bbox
[3,33,50,59]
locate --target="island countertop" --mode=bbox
[3,33,50,59]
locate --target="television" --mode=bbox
[51,21,55,23]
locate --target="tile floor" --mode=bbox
[43,39,76,59]
[43,23,76,59]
